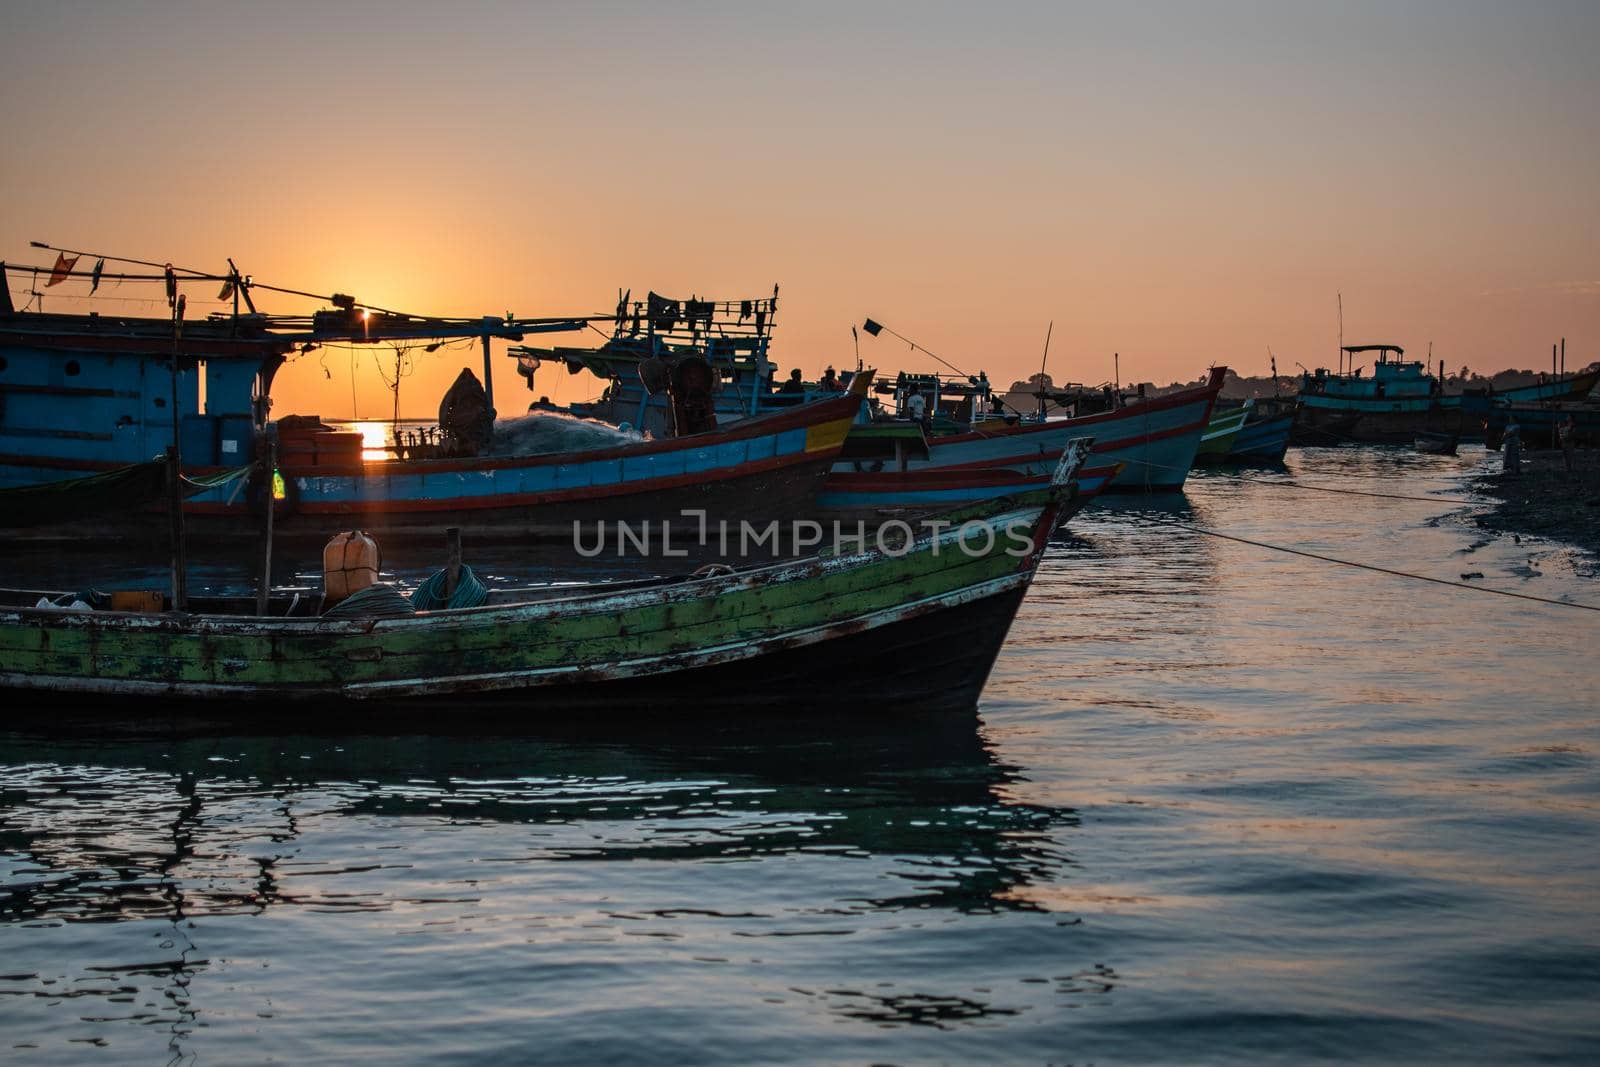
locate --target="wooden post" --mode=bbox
[480,329,495,418]
[256,442,276,616]
[445,526,462,600]
[168,295,188,612]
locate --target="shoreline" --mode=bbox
[1469,447,1600,567]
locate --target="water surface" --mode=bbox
[3,446,1596,1064]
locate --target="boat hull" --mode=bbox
[1224,411,1294,463]
[1292,368,1599,445]
[816,461,1118,522]
[904,368,1225,491]
[0,396,861,546]
[1192,406,1251,463]
[0,470,1083,716]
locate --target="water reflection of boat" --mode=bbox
[0,717,1077,926]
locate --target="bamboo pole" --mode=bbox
[445,527,462,600]
[168,296,188,611]
[256,443,276,616]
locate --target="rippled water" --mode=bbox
[3,446,1597,1064]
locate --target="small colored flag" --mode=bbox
[217,278,236,302]
[46,252,78,287]
[90,258,105,293]
[861,318,883,337]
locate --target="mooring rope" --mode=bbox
[1141,518,1599,613]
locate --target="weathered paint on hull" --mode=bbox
[0,488,1069,714]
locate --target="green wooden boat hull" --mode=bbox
[0,457,1086,716]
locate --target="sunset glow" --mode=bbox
[3,1,1597,419]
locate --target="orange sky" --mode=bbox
[3,2,1596,417]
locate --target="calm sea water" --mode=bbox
[2,447,1597,1065]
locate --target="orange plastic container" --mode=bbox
[109,590,164,613]
[323,531,381,603]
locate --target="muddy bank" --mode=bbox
[1471,447,1600,563]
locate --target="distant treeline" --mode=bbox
[999,362,1600,415]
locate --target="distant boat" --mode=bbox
[1192,404,1251,464]
[1223,398,1295,464]
[1294,345,1600,444]
[1412,430,1458,456]
[0,446,1089,717]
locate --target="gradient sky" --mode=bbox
[3,1,1597,416]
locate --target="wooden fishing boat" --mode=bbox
[1191,403,1251,464]
[0,280,863,545]
[1294,345,1600,444]
[1223,399,1295,464]
[817,460,1120,523]
[0,444,1090,716]
[900,367,1227,491]
[1412,430,1458,455]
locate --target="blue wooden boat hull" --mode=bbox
[1224,411,1294,462]
[2,396,863,544]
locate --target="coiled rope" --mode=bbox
[323,583,417,619]
[410,564,489,611]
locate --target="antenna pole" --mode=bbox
[1036,320,1053,419]
[1337,292,1344,375]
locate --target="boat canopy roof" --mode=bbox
[1342,344,1404,356]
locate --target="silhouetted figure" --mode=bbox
[1558,414,1576,476]
[1502,416,1521,478]
[819,366,844,393]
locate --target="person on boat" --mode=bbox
[905,391,929,429]
[771,368,806,406]
[819,366,844,393]
[1503,415,1521,478]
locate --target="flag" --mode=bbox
[90,258,105,294]
[862,318,883,337]
[217,278,236,302]
[46,252,78,287]
[164,264,177,308]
